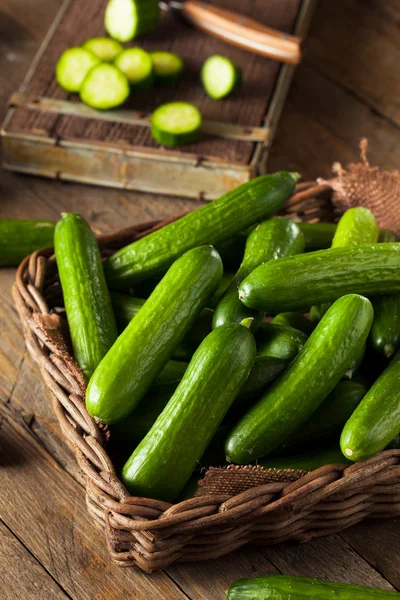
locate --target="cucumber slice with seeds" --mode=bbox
[114,47,154,89]
[56,47,100,93]
[80,64,130,110]
[82,37,123,62]
[151,102,202,147]
[201,55,241,100]
[151,51,184,86]
[105,0,160,42]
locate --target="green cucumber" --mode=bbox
[255,322,307,361]
[82,37,123,62]
[371,229,400,358]
[225,294,373,463]
[122,322,256,501]
[296,221,337,250]
[114,48,154,89]
[80,63,130,110]
[54,214,118,381]
[341,349,400,461]
[153,360,188,386]
[309,302,330,323]
[201,55,241,100]
[226,575,399,599]
[105,172,299,288]
[151,102,202,147]
[239,243,400,314]
[212,218,304,332]
[208,272,234,308]
[105,0,160,42]
[86,246,222,424]
[55,47,100,92]
[271,312,315,335]
[150,51,184,86]
[0,219,55,266]
[259,447,352,472]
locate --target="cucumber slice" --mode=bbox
[151,102,202,147]
[80,64,130,110]
[105,0,160,42]
[150,51,184,86]
[82,37,123,62]
[114,48,154,89]
[55,47,100,93]
[201,55,241,100]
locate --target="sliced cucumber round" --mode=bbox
[82,37,123,62]
[114,47,154,89]
[105,0,160,42]
[55,47,100,93]
[150,51,184,86]
[201,55,241,100]
[151,102,202,147]
[80,64,130,110]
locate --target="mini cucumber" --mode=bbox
[212,218,305,332]
[122,323,256,501]
[226,575,399,600]
[54,213,118,381]
[105,172,299,288]
[55,47,100,92]
[271,312,315,335]
[80,63,130,110]
[201,55,241,100]
[151,102,202,147]
[114,47,154,89]
[255,322,307,361]
[296,221,337,250]
[153,360,188,386]
[86,246,222,424]
[259,447,352,472]
[341,349,400,461]
[225,294,373,463]
[0,219,55,266]
[105,0,160,42]
[208,272,234,309]
[239,243,400,314]
[150,51,184,85]
[82,37,123,61]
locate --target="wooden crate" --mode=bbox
[1,0,316,200]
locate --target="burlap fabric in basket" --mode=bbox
[12,182,400,574]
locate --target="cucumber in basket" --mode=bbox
[104,172,299,288]
[150,51,184,86]
[212,218,305,332]
[296,221,337,250]
[54,213,118,381]
[225,294,373,463]
[341,349,400,461]
[82,37,123,62]
[122,322,256,501]
[201,55,241,99]
[80,64,130,110]
[226,575,399,599]
[105,0,160,42]
[86,246,223,424]
[239,243,400,314]
[56,47,100,92]
[114,48,154,89]
[0,219,55,266]
[151,102,202,147]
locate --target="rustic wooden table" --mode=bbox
[1,1,399,598]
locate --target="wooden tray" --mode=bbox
[1,0,316,200]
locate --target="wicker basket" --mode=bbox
[12,182,400,573]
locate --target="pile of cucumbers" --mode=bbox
[10,171,400,504]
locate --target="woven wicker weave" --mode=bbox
[12,182,400,573]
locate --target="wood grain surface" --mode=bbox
[1,0,400,598]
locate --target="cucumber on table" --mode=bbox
[80,63,130,110]
[105,0,160,42]
[114,48,154,89]
[86,246,223,424]
[104,172,299,289]
[296,221,337,250]
[56,47,100,92]
[54,213,118,381]
[341,349,400,461]
[201,55,241,99]
[226,575,399,599]
[271,311,315,335]
[151,102,202,147]
[122,322,256,501]
[0,219,55,266]
[150,51,184,85]
[82,37,123,62]
[239,243,400,314]
[212,218,304,332]
[225,294,373,463]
